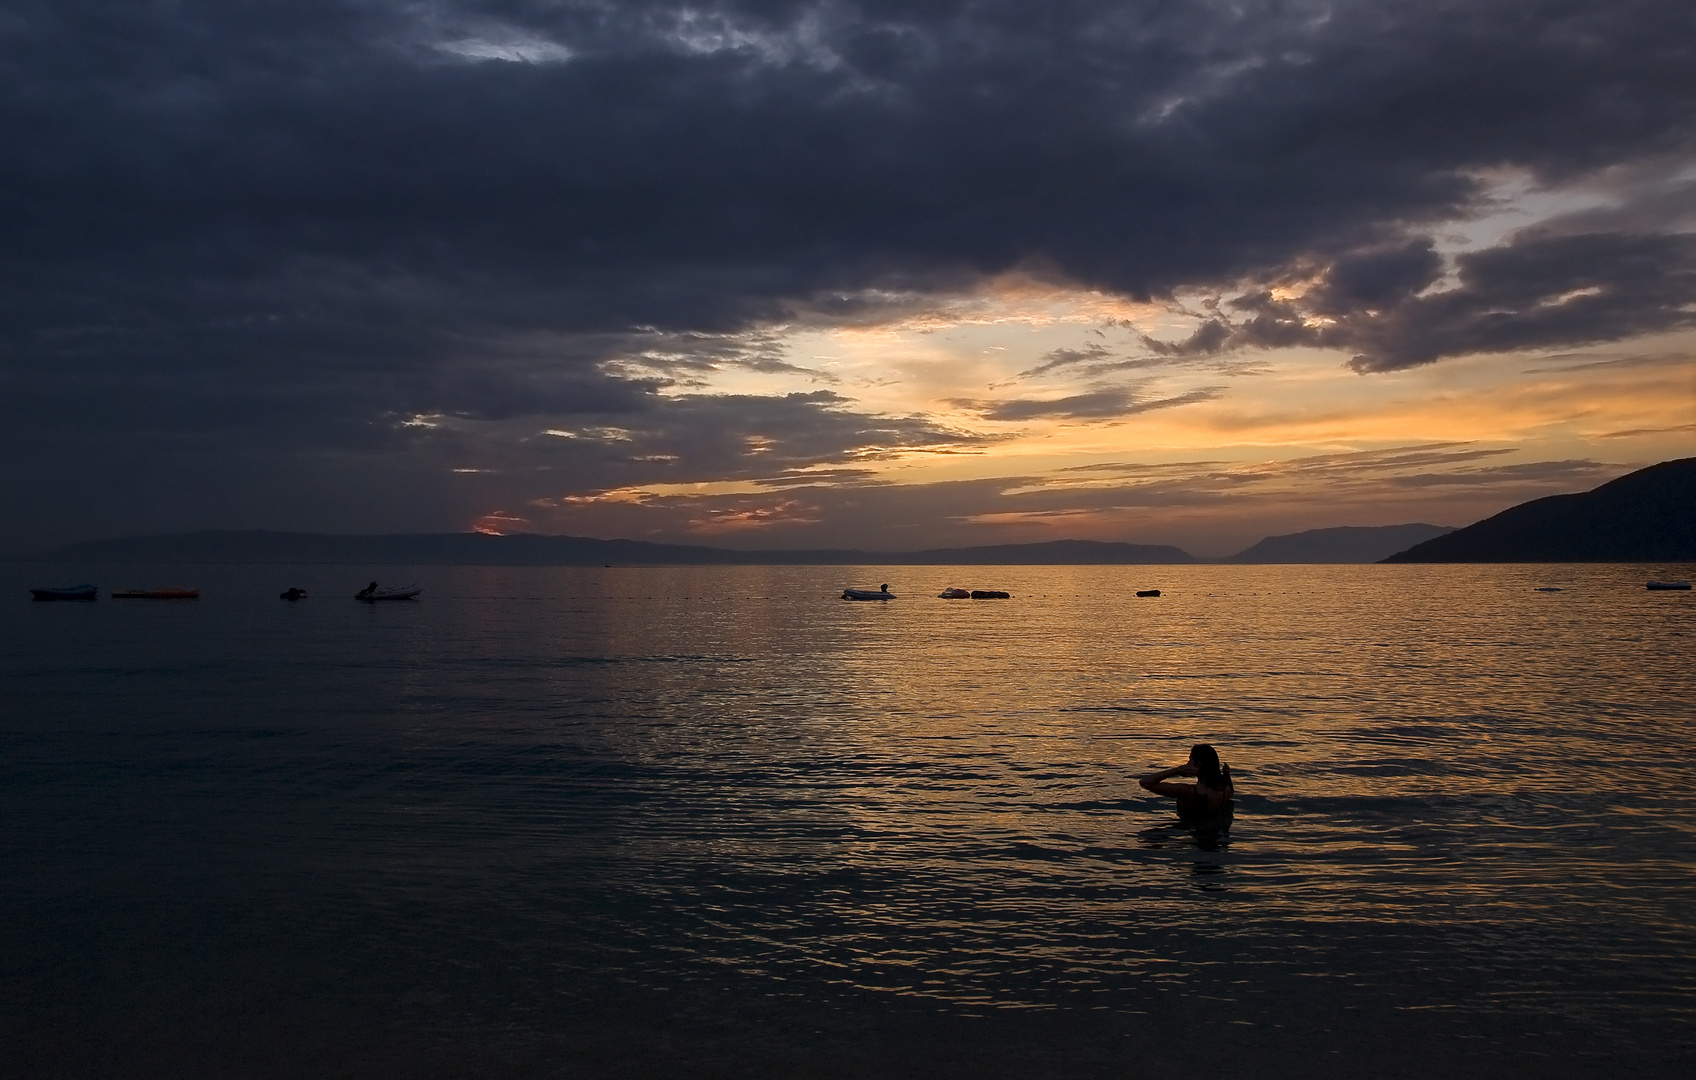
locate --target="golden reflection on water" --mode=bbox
[373,560,1696,1024]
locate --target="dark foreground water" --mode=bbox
[2,562,1693,1078]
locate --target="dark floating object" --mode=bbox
[938,587,971,599]
[1533,587,1562,592]
[1646,580,1691,591]
[112,588,199,599]
[1137,589,1161,597]
[358,584,422,602]
[280,587,308,601]
[30,584,97,602]
[969,590,1011,599]
[842,584,895,601]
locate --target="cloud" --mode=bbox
[958,386,1224,422]
[1338,231,1696,371]
[519,445,1636,554]
[1136,231,1696,371]
[2,1,1694,547]
[1141,319,1236,358]
[1009,343,1117,380]
[1593,423,1696,440]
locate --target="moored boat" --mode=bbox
[842,584,895,600]
[1646,580,1691,590]
[938,588,971,599]
[112,588,199,600]
[969,590,1011,599]
[30,584,97,602]
[359,584,421,602]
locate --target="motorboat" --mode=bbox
[842,585,895,600]
[30,584,97,602]
[938,588,971,599]
[359,584,422,602]
[1646,580,1691,591]
[969,590,1011,599]
[1136,589,1161,597]
[280,588,308,601]
[112,588,199,600]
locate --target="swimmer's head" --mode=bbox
[1189,744,1232,790]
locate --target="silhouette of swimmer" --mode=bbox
[356,581,378,600]
[280,587,307,601]
[1139,743,1234,818]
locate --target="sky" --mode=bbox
[2,1,1693,556]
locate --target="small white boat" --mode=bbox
[359,584,422,602]
[30,584,97,602]
[1646,580,1691,591]
[842,584,894,601]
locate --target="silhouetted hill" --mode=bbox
[1225,523,1455,563]
[1382,458,1696,562]
[17,530,1196,565]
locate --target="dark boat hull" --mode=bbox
[31,587,97,602]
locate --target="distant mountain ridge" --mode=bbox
[1383,457,1696,563]
[1224,523,1455,563]
[16,530,1198,566]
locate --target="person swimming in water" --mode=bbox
[1138,744,1234,816]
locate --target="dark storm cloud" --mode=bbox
[1140,319,1235,358]
[2,1,1694,544]
[1136,231,1696,371]
[1336,231,1696,372]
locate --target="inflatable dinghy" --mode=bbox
[842,585,895,600]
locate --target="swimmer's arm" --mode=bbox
[1137,763,1197,797]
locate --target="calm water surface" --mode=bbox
[2,562,1693,1078]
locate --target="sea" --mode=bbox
[2,562,1693,1079]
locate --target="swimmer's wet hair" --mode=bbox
[1190,743,1233,792]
